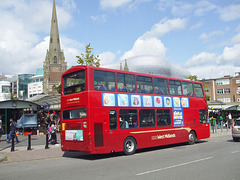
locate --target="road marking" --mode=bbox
[136,157,213,176]
[231,150,240,154]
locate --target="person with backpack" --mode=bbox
[7,118,19,143]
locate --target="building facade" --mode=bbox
[18,74,34,100]
[201,73,240,104]
[43,0,67,95]
[28,68,44,98]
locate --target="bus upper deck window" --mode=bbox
[194,83,204,97]
[94,70,115,91]
[182,81,193,97]
[169,80,182,96]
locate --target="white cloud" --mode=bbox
[120,18,186,60]
[61,36,84,67]
[99,51,116,66]
[199,30,224,42]
[232,33,240,44]
[190,21,204,30]
[185,43,240,79]
[186,64,239,79]
[0,0,74,75]
[142,18,187,39]
[194,1,218,16]
[121,37,167,60]
[158,0,218,17]
[216,44,240,65]
[90,15,107,23]
[219,4,240,21]
[100,0,132,9]
[184,52,216,68]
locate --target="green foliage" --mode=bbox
[76,43,100,67]
[186,75,199,81]
[54,84,61,94]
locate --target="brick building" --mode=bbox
[201,72,240,114]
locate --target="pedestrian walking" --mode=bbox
[50,121,57,144]
[7,118,19,143]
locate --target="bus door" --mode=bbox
[108,110,119,149]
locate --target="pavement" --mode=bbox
[0,133,64,163]
[0,128,232,164]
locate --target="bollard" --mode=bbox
[221,121,223,132]
[11,133,15,152]
[27,133,32,150]
[45,133,49,149]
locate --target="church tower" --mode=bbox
[43,0,67,94]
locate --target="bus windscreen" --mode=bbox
[63,70,85,95]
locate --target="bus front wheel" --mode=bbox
[188,131,196,145]
[123,137,137,155]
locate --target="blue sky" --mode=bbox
[0,0,240,79]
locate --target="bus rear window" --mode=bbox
[63,70,85,95]
[63,108,87,119]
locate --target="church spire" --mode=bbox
[124,59,129,71]
[49,0,61,54]
[43,0,67,95]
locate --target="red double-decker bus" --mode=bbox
[60,65,210,155]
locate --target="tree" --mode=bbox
[54,43,100,94]
[76,43,100,67]
[54,84,61,94]
[186,75,198,81]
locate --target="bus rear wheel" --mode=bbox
[188,131,196,145]
[123,137,137,155]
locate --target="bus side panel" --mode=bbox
[133,128,189,150]
[94,123,103,147]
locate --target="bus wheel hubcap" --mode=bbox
[126,140,134,152]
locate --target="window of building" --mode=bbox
[236,80,240,84]
[157,109,171,126]
[119,109,138,129]
[217,97,231,103]
[139,109,155,127]
[217,88,230,94]
[2,86,10,93]
[117,73,136,92]
[154,78,168,95]
[169,80,182,96]
[182,81,193,96]
[194,83,204,97]
[94,70,115,91]
[216,79,230,85]
[217,89,223,94]
[136,76,153,94]
[109,110,117,130]
[237,98,240,102]
[54,56,57,64]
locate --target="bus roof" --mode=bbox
[62,65,200,84]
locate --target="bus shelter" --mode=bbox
[0,100,39,134]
